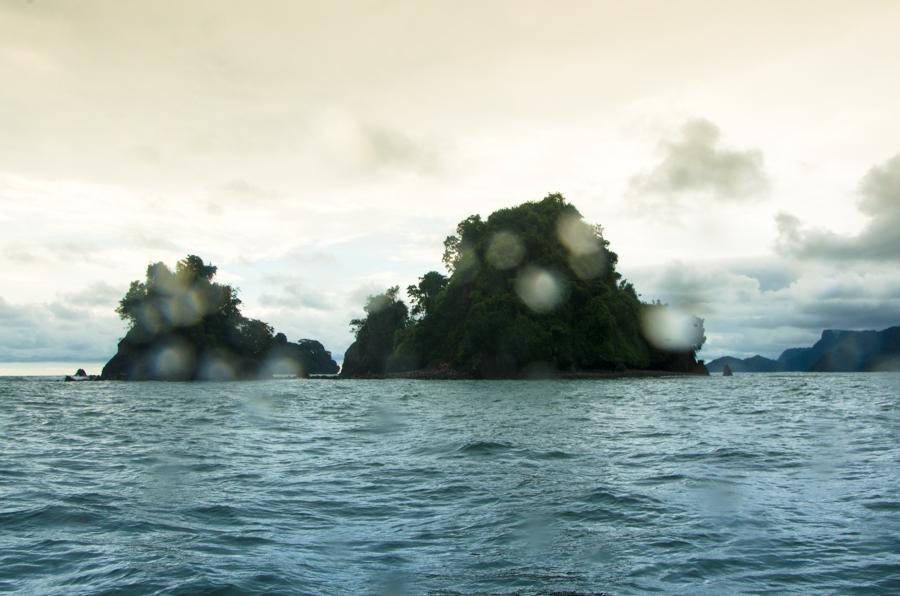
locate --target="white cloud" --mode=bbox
[627,259,900,360]
[2,2,900,365]
[777,154,900,261]
[629,118,769,201]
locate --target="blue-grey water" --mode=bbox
[1,374,899,594]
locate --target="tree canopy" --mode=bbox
[341,194,706,377]
[341,287,410,377]
[103,255,338,380]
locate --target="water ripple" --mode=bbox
[1,373,899,593]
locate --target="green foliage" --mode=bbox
[442,215,485,273]
[342,193,705,377]
[103,254,337,380]
[341,287,410,376]
[115,255,241,331]
[407,271,448,318]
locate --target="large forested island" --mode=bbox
[340,194,708,378]
[101,256,338,380]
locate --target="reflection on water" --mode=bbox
[1,374,899,593]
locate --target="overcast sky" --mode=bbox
[2,0,900,368]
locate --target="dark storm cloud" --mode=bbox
[776,154,900,261]
[630,119,769,201]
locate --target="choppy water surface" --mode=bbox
[1,375,899,594]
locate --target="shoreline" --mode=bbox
[313,368,708,380]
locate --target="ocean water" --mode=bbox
[1,375,899,595]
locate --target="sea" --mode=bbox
[1,373,898,594]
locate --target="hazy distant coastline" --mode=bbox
[707,326,900,373]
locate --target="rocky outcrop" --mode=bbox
[65,368,101,381]
[267,337,340,376]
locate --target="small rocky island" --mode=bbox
[65,368,102,382]
[101,255,338,380]
[340,194,708,378]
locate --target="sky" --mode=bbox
[2,0,900,367]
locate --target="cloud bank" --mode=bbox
[629,119,769,202]
[777,154,900,261]
[0,292,124,362]
[2,2,900,367]
[629,258,900,360]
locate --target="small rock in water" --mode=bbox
[65,368,101,382]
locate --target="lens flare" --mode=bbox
[152,340,195,380]
[556,214,606,279]
[641,307,704,351]
[137,301,166,334]
[485,231,525,270]
[261,356,305,378]
[516,266,565,313]
[198,356,236,382]
[163,288,205,327]
[556,214,599,256]
[567,252,606,280]
[454,249,481,282]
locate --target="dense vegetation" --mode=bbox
[339,286,412,377]
[341,194,706,377]
[102,255,338,380]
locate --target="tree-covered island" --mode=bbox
[341,194,708,378]
[101,255,338,380]
[99,196,706,380]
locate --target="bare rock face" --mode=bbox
[722,364,733,376]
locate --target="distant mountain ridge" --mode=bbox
[705,355,779,373]
[707,326,900,373]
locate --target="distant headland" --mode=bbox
[707,326,900,373]
[96,194,708,381]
